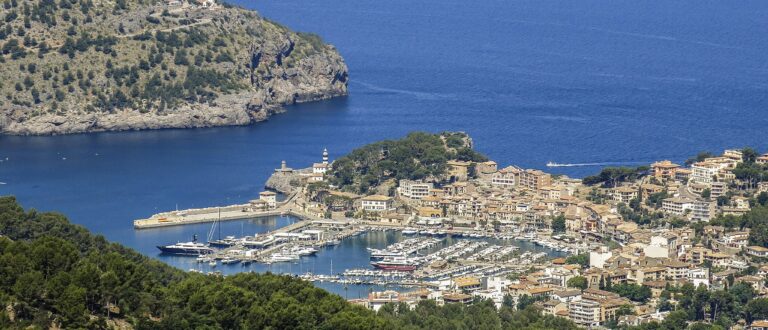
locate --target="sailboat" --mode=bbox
[206,208,222,245]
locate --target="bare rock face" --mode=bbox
[0,4,348,136]
[245,41,349,116]
[265,168,310,194]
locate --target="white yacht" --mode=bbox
[157,236,213,256]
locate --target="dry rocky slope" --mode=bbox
[0,0,348,135]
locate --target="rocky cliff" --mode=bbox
[0,0,347,135]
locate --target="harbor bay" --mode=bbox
[1,0,768,327]
[3,0,767,246]
[146,215,567,297]
[3,0,767,251]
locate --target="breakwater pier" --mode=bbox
[133,206,297,229]
[134,192,300,229]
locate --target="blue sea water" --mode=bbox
[1,0,767,294]
[180,229,562,297]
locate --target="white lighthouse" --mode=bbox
[312,148,330,181]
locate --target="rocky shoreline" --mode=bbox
[0,52,348,135]
[0,88,346,135]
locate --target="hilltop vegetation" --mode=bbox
[582,166,649,187]
[0,196,374,329]
[0,0,348,134]
[328,132,488,194]
[0,196,580,329]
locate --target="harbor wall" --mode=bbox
[133,208,305,229]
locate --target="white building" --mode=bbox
[644,234,677,258]
[259,191,277,208]
[747,246,768,258]
[312,163,329,175]
[569,299,601,327]
[361,195,392,212]
[723,149,743,161]
[757,153,768,165]
[398,180,433,199]
[662,197,696,216]
[690,157,737,185]
[312,148,331,175]
[734,197,750,209]
[308,173,324,182]
[691,201,715,222]
[690,162,721,185]
[688,268,710,288]
[590,246,613,269]
[301,229,325,241]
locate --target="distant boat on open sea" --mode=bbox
[546,161,649,168]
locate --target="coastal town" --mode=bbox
[136,133,768,329]
[0,0,764,326]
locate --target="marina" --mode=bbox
[144,206,581,296]
[132,144,602,298]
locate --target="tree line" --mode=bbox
[0,196,578,329]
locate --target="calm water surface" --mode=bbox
[1,0,767,294]
[157,226,562,297]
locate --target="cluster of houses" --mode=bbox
[354,226,768,327]
[352,261,660,327]
[285,149,767,248]
[280,147,768,328]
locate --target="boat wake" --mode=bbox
[546,161,647,167]
[353,81,455,101]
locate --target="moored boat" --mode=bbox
[402,228,418,235]
[269,253,300,262]
[367,248,406,260]
[370,257,419,271]
[157,236,213,256]
[221,257,241,265]
[209,235,241,248]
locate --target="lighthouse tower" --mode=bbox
[312,148,330,180]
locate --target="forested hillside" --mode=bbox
[0,196,579,329]
[328,132,488,194]
[0,196,377,329]
[0,0,348,135]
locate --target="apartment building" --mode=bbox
[520,169,552,191]
[491,166,521,187]
[662,197,696,216]
[611,186,638,204]
[397,180,433,199]
[569,299,602,327]
[651,160,680,181]
[690,157,737,185]
[361,195,393,212]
